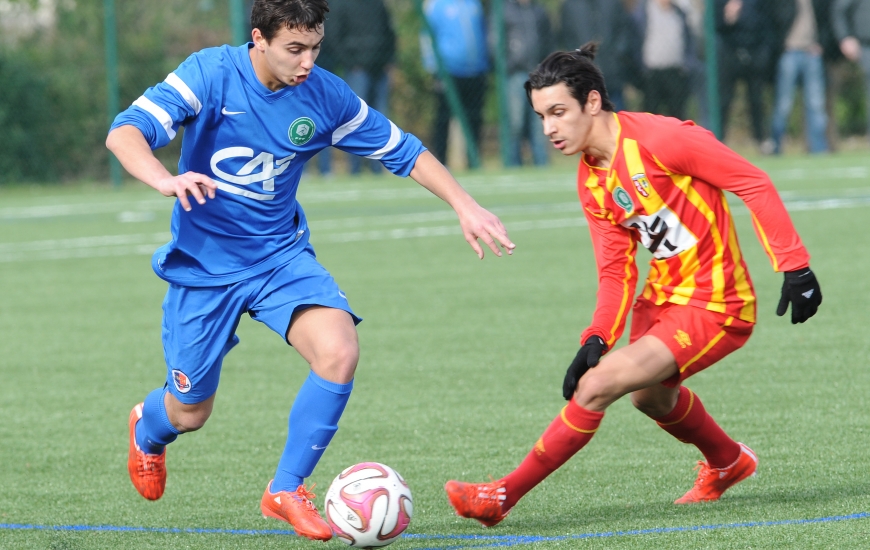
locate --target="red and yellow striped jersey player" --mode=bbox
[445,43,823,527]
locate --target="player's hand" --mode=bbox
[156,172,217,212]
[457,204,516,259]
[562,336,607,400]
[776,267,822,324]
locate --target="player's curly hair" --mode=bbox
[524,42,615,112]
[251,0,329,40]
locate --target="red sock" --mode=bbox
[500,400,603,511]
[653,386,740,468]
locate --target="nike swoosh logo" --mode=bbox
[221,107,246,115]
[311,444,328,451]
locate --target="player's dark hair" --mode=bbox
[525,42,615,112]
[251,0,329,41]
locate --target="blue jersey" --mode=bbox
[111,43,426,287]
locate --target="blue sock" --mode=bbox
[270,372,353,493]
[135,387,180,455]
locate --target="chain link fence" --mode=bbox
[0,0,866,183]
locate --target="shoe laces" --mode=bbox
[470,479,507,507]
[138,452,164,477]
[691,460,714,488]
[292,483,318,512]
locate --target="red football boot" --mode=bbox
[445,480,510,527]
[261,481,332,541]
[675,443,757,504]
[127,402,167,501]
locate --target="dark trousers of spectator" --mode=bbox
[432,74,487,166]
[642,68,690,120]
[719,48,770,143]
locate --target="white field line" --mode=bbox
[0,195,868,263]
[3,163,867,220]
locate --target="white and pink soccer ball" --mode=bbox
[324,462,413,548]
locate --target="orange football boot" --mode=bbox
[675,443,757,504]
[261,481,332,541]
[444,480,510,527]
[127,402,167,501]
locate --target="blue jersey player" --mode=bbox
[105,0,514,541]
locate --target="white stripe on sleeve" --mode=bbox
[365,121,401,160]
[332,98,369,145]
[132,96,176,140]
[165,73,202,115]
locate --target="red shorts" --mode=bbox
[628,297,754,387]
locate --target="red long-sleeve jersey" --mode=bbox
[579,112,810,347]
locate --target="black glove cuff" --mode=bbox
[784,267,814,284]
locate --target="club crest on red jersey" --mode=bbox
[172,369,192,393]
[632,173,651,198]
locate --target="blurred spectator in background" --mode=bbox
[327,0,396,175]
[492,0,552,167]
[770,0,838,154]
[633,0,699,120]
[312,26,340,177]
[422,0,490,166]
[833,0,870,141]
[558,0,632,111]
[715,0,778,153]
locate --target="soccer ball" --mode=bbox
[324,462,413,548]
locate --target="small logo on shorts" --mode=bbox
[338,290,347,300]
[172,370,192,393]
[674,330,692,349]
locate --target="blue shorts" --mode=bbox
[161,246,360,404]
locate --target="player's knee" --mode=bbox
[315,342,359,383]
[167,398,214,433]
[574,370,621,410]
[630,389,678,418]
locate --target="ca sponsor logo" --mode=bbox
[632,173,651,198]
[210,147,296,199]
[613,186,634,214]
[288,117,316,146]
[172,369,192,393]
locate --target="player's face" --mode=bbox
[253,24,323,89]
[531,83,593,156]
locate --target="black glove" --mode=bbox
[562,336,607,400]
[776,267,822,324]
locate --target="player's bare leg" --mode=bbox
[261,306,359,540]
[447,336,677,526]
[632,382,756,504]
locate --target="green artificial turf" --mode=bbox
[1,152,868,549]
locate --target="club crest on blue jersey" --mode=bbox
[172,369,192,393]
[288,117,316,146]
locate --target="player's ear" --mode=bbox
[586,90,602,116]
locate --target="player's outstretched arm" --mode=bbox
[408,151,515,259]
[106,125,217,212]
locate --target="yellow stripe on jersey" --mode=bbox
[622,138,667,214]
[750,211,780,272]
[651,258,672,305]
[653,157,726,313]
[722,196,757,322]
[669,245,701,305]
[607,236,637,348]
[584,171,607,217]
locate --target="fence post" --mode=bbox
[229,0,248,46]
[103,0,121,188]
[492,0,512,167]
[414,0,481,169]
[703,0,721,139]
